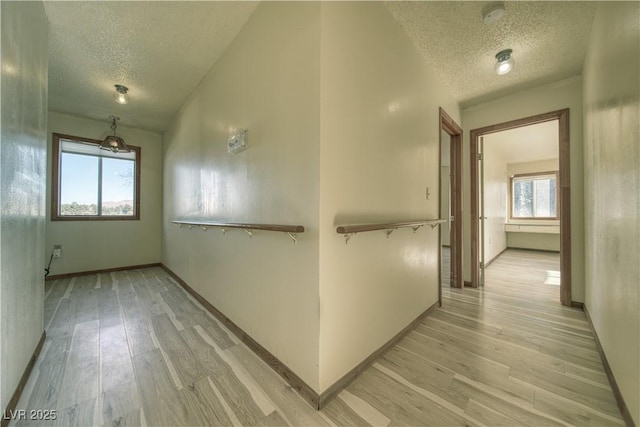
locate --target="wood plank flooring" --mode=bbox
[13,251,623,426]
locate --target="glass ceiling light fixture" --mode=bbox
[100,116,131,153]
[113,84,129,104]
[494,48,514,75]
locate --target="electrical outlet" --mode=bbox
[53,245,62,258]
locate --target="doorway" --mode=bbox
[470,109,572,306]
[439,108,463,303]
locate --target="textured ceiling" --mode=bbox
[44,1,258,133]
[385,1,596,107]
[484,120,558,164]
[44,1,597,133]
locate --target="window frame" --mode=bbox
[51,133,141,221]
[509,170,559,221]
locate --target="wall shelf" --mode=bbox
[172,220,305,244]
[336,219,446,244]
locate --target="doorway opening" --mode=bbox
[470,109,572,306]
[439,108,463,304]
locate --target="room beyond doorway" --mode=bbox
[470,109,572,306]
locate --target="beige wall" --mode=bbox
[163,2,321,391]
[482,140,508,263]
[318,2,460,391]
[163,1,460,394]
[46,112,163,275]
[583,2,640,423]
[0,1,48,411]
[462,76,584,301]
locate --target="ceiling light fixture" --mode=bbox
[494,49,514,75]
[100,116,131,153]
[483,3,505,25]
[113,84,129,105]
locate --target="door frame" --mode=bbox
[470,108,572,306]
[439,107,463,297]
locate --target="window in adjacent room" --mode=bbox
[510,171,558,219]
[51,133,140,220]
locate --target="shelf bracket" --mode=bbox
[430,223,440,230]
[385,229,395,238]
[220,228,227,235]
[412,225,423,233]
[286,232,298,244]
[202,226,208,232]
[244,229,254,238]
[344,233,354,245]
[188,225,193,230]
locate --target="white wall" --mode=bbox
[506,159,560,252]
[482,140,508,263]
[163,2,321,391]
[583,2,639,423]
[0,1,48,412]
[318,2,460,392]
[46,112,163,275]
[462,76,585,301]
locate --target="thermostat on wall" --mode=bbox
[228,129,248,154]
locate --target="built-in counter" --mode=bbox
[505,223,560,252]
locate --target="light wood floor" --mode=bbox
[14,251,623,426]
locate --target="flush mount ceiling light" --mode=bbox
[483,3,505,25]
[100,116,131,153]
[113,84,129,105]
[494,48,514,75]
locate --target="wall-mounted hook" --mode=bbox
[344,233,353,245]
[188,225,193,230]
[244,229,253,238]
[287,232,298,244]
[220,228,226,234]
[202,226,208,232]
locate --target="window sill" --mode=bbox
[51,215,140,222]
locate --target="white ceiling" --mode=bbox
[44,1,259,133]
[385,1,596,107]
[483,120,559,164]
[43,1,597,133]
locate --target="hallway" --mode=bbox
[13,251,623,426]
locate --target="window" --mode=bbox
[510,172,558,219]
[52,133,140,221]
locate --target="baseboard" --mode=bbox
[317,302,438,408]
[583,306,635,427]
[45,263,162,281]
[2,331,46,427]
[570,301,584,310]
[160,264,321,408]
[484,247,508,268]
[160,264,439,410]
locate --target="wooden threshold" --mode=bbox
[1,331,46,427]
[584,306,635,427]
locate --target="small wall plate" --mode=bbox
[228,129,248,154]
